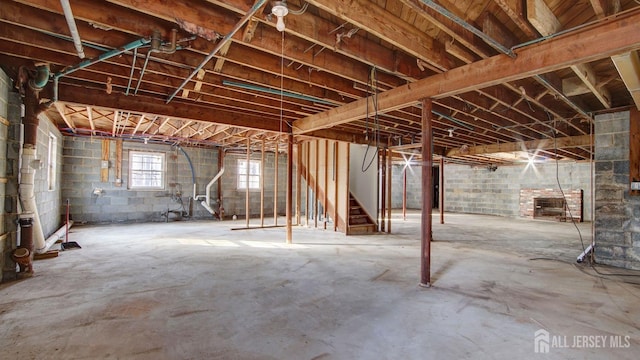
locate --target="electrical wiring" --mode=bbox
[361,66,380,173]
[544,110,640,279]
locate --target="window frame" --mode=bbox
[47,133,57,191]
[237,158,261,190]
[128,151,166,190]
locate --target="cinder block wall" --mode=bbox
[35,114,64,237]
[392,161,592,221]
[0,68,14,281]
[594,111,640,270]
[62,137,219,223]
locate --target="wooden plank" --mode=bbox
[324,139,329,230]
[305,0,448,72]
[115,139,123,187]
[493,0,539,38]
[526,0,561,36]
[293,11,640,134]
[446,134,591,157]
[570,63,611,108]
[56,84,286,133]
[54,102,76,133]
[480,12,517,49]
[286,133,293,244]
[527,0,610,108]
[295,141,301,226]
[445,40,476,64]
[101,140,109,182]
[86,106,95,134]
[0,115,9,126]
[562,77,592,96]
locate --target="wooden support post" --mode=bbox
[333,141,339,232]
[261,140,265,227]
[115,139,122,187]
[440,156,445,224]
[387,144,392,233]
[345,144,351,235]
[274,142,279,226]
[420,98,433,288]
[218,147,224,218]
[286,133,293,243]
[101,140,110,182]
[324,139,329,229]
[295,141,301,226]
[380,147,386,232]
[403,165,407,221]
[246,137,250,228]
[314,140,319,228]
[305,141,310,227]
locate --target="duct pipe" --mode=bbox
[176,145,196,197]
[167,0,268,103]
[28,64,50,91]
[195,167,225,215]
[19,147,46,253]
[60,0,85,59]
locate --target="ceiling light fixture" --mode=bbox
[271,1,289,32]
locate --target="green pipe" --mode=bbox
[53,37,151,101]
[223,80,337,106]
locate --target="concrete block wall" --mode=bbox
[0,68,15,282]
[34,113,64,237]
[221,151,290,219]
[391,161,592,221]
[594,111,640,270]
[62,137,219,223]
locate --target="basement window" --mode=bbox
[237,159,261,190]
[129,151,165,190]
[47,133,57,191]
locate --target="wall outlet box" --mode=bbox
[631,182,640,191]
[101,160,109,169]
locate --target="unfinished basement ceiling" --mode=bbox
[2,0,640,164]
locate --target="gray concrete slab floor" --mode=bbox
[1,211,639,359]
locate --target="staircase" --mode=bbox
[348,193,377,235]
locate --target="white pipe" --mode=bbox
[44,220,74,252]
[205,167,224,208]
[60,0,85,59]
[19,148,46,253]
[195,167,225,214]
[200,201,215,215]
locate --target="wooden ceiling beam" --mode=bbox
[53,83,287,133]
[527,0,611,109]
[446,134,592,157]
[53,102,76,132]
[398,0,494,59]
[293,10,640,134]
[305,0,449,72]
[492,0,539,38]
[255,3,427,80]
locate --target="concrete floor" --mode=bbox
[1,211,639,359]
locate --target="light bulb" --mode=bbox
[276,15,286,32]
[271,2,288,32]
